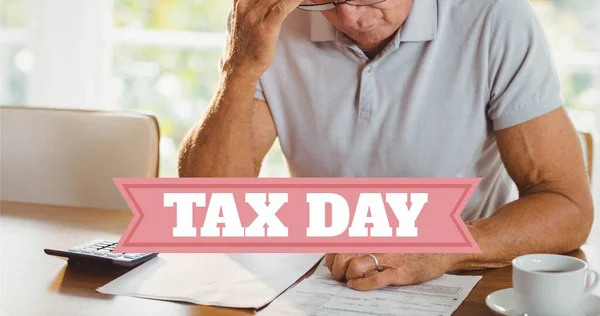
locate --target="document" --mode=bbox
[96,253,323,308]
[257,260,482,315]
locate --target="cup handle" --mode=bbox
[584,269,600,298]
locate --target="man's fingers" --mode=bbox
[345,254,379,280]
[250,0,298,16]
[234,0,250,14]
[331,254,352,281]
[235,0,267,15]
[331,254,361,281]
[325,254,336,273]
[263,0,305,25]
[347,269,395,291]
[236,0,301,29]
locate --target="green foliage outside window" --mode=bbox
[114,1,289,177]
[115,0,230,32]
[0,0,26,27]
[113,47,224,176]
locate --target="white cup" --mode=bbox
[512,254,599,316]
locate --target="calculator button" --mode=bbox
[124,253,141,259]
[68,248,81,253]
[80,248,93,254]
[94,250,110,255]
[107,253,123,258]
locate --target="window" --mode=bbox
[0,0,288,177]
[0,0,28,106]
[114,1,232,176]
[531,0,600,130]
[111,0,288,177]
[1,0,598,181]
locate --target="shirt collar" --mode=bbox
[310,0,438,43]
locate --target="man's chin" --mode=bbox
[349,27,390,41]
[345,25,378,36]
[353,35,387,49]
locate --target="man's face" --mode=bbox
[318,0,413,50]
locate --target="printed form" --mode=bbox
[258,260,482,316]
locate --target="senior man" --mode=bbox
[178,0,594,291]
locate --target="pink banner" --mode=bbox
[113,178,481,253]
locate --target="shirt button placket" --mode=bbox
[359,65,373,120]
[359,109,370,120]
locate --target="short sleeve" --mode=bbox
[254,80,266,100]
[487,0,564,130]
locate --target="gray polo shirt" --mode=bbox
[252,0,564,221]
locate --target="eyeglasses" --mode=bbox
[297,0,387,12]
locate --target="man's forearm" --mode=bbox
[178,69,259,178]
[451,190,594,271]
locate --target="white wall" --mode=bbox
[25,0,114,109]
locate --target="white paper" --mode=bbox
[258,259,482,316]
[96,253,323,308]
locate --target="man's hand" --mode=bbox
[179,0,295,177]
[325,253,457,291]
[224,0,305,79]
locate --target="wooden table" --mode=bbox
[1,201,599,316]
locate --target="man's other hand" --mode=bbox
[325,253,458,291]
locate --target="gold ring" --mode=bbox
[368,254,380,270]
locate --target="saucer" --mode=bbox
[485,288,600,316]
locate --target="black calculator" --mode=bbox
[44,239,158,268]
